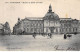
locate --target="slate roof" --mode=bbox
[43,12,60,20]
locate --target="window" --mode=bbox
[46,28,48,32]
[73,28,74,32]
[66,28,67,32]
[46,21,48,24]
[27,28,29,32]
[34,28,37,32]
[56,28,58,32]
[76,28,77,31]
[60,29,61,32]
[31,28,33,32]
[69,28,71,32]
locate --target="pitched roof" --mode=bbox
[60,18,72,20]
[24,17,43,20]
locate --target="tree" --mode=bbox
[4,22,11,35]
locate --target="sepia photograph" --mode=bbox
[0,0,80,51]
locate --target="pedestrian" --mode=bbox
[33,32,36,39]
[50,33,52,38]
[64,33,67,39]
[48,33,52,38]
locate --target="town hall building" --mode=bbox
[13,5,80,35]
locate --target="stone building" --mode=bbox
[71,19,79,33]
[13,18,44,35]
[43,5,60,34]
[78,20,80,33]
[60,18,72,34]
[60,18,79,34]
[13,5,80,35]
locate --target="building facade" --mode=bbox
[43,5,60,34]
[60,18,79,34]
[13,5,80,35]
[13,18,44,34]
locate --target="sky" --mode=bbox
[0,0,80,30]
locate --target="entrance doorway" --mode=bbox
[49,27,55,33]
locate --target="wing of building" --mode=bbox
[13,18,44,35]
[60,18,79,34]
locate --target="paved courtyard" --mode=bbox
[0,34,80,51]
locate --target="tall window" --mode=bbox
[62,29,63,32]
[66,28,67,32]
[34,28,37,32]
[69,28,71,32]
[46,28,48,32]
[76,28,77,32]
[31,28,33,33]
[27,28,29,32]
[73,28,75,32]
[56,28,58,33]
[60,29,61,32]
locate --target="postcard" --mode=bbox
[0,0,80,51]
